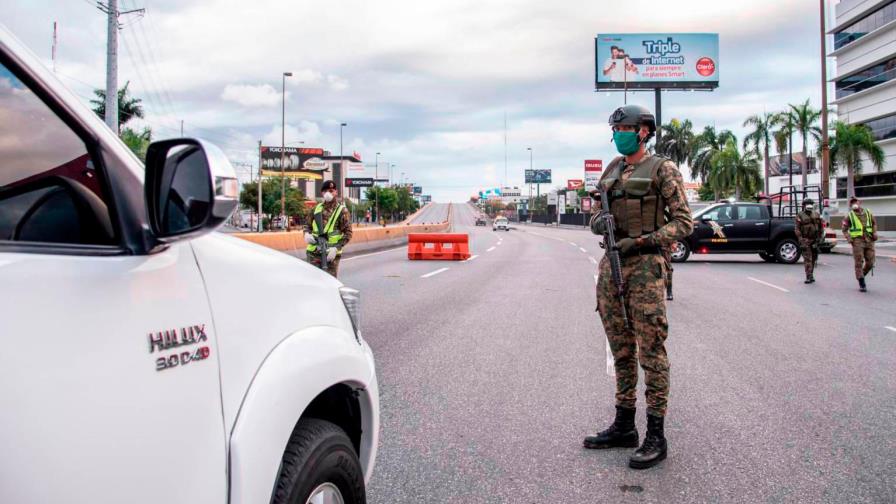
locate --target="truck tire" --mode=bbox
[774,238,800,264]
[271,418,365,504]
[670,240,690,263]
[759,251,776,263]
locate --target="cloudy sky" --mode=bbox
[5,0,830,201]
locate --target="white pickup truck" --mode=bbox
[0,26,378,503]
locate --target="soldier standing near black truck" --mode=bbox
[795,198,823,284]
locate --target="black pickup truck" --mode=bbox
[670,200,835,264]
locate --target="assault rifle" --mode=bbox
[596,186,630,328]
[314,211,329,271]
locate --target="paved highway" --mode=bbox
[408,203,451,224]
[340,202,896,503]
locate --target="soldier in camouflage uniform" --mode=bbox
[583,105,693,469]
[304,180,353,277]
[842,196,878,292]
[662,244,674,301]
[794,198,823,284]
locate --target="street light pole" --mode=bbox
[340,122,347,199]
[819,0,831,201]
[375,152,381,223]
[280,71,292,229]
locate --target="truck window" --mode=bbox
[736,205,767,220]
[702,205,734,221]
[0,62,115,246]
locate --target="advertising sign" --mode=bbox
[260,146,327,180]
[582,197,592,213]
[525,169,552,184]
[770,153,817,176]
[413,186,423,195]
[567,179,584,190]
[558,194,566,215]
[347,162,365,173]
[566,190,579,207]
[547,193,558,205]
[595,33,719,90]
[345,178,374,188]
[585,159,603,190]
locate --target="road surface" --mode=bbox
[340,203,896,503]
[408,203,451,224]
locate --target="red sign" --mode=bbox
[353,151,363,161]
[584,159,603,172]
[567,179,584,190]
[696,57,716,77]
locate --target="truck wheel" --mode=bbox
[759,251,776,263]
[271,418,365,504]
[774,238,800,264]
[670,240,690,263]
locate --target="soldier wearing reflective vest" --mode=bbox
[304,180,353,277]
[841,196,877,292]
[584,105,693,469]
[795,198,823,284]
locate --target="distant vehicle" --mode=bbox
[671,194,834,264]
[493,217,509,231]
[475,216,487,226]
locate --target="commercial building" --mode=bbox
[830,0,896,229]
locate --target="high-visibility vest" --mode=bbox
[307,203,346,253]
[847,208,873,239]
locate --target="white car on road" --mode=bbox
[0,26,378,504]
[493,217,510,231]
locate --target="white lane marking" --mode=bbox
[886,326,896,333]
[465,255,479,262]
[421,267,449,278]
[496,241,502,246]
[579,247,587,253]
[341,246,405,262]
[486,246,496,252]
[747,277,790,293]
[569,242,577,246]
[589,256,598,265]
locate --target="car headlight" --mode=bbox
[339,287,362,342]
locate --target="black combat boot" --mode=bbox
[629,414,667,469]
[583,406,638,449]
[859,277,867,292]
[666,287,673,301]
[804,275,812,284]
[809,274,815,283]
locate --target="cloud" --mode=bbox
[221,84,286,107]
[327,74,349,91]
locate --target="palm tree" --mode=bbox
[829,121,884,199]
[656,118,695,167]
[90,81,145,133]
[742,112,776,196]
[788,99,821,188]
[708,138,762,201]
[691,125,736,184]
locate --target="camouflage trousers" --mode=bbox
[306,251,342,277]
[597,253,669,417]
[800,239,819,277]
[851,237,875,280]
[662,248,674,295]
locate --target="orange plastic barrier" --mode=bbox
[407,233,471,261]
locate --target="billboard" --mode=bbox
[413,186,423,195]
[585,159,603,190]
[567,179,584,190]
[345,178,374,187]
[595,33,719,90]
[770,153,817,177]
[525,169,552,184]
[260,146,327,180]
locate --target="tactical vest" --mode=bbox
[796,211,821,239]
[847,208,873,239]
[307,202,346,254]
[600,155,668,238]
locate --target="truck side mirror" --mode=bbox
[144,138,239,241]
[700,215,713,221]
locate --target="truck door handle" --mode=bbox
[723,224,733,227]
[755,223,766,226]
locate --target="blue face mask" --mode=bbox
[613,131,641,156]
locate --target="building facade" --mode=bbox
[831,0,896,229]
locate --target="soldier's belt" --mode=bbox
[620,246,661,258]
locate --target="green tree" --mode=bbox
[365,186,398,222]
[90,81,145,133]
[120,126,152,161]
[691,126,736,184]
[829,121,885,199]
[239,176,306,228]
[394,186,420,219]
[788,99,821,188]
[708,138,762,201]
[742,112,776,196]
[656,118,695,167]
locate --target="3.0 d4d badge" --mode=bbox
[148,325,212,372]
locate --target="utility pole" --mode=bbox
[340,122,347,199]
[96,1,144,133]
[280,71,292,229]
[375,152,380,223]
[504,111,508,190]
[52,22,57,73]
[257,140,263,232]
[819,0,831,202]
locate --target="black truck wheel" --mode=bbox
[759,251,776,263]
[271,419,366,504]
[670,240,690,263]
[774,238,800,264]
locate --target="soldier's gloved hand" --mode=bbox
[590,216,607,235]
[326,247,338,262]
[304,232,316,244]
[615,237,637,254]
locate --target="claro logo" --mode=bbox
[696,57,716,77]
